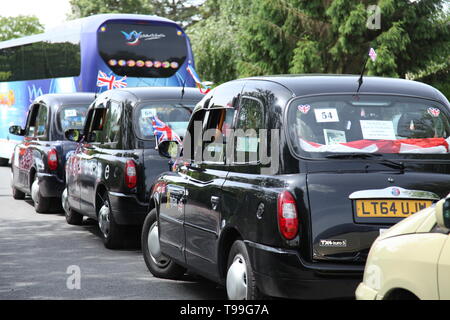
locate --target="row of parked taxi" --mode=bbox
[8,74,450,300]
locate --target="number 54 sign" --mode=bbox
[314,108,340,123]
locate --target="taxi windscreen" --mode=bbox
[135,103,194,141]
[287,95,450,156]
[59,105,88,132]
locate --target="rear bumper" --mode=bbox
[245,241,363,299]
[108,191,148,226]
[37,172,65,198]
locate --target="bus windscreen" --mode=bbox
[97,21,188,78]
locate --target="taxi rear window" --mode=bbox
[135,102,194,141]
[59,105,88,132]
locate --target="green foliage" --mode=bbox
[187,0,246,83]
[0,15,44,41]
[150,0,202,28]
[68,0,153,18]
[69,0,203,27]
[191,0,449,85]
[415,61,450,100]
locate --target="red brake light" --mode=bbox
[277,191,299,240]
[125,160,137,189]
[47,148,58,171]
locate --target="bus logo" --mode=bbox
[121,30,166,46]
[121,31,142,46]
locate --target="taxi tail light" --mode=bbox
[277,191,299,240]
[125,160,137,189]
[47,148,58,171]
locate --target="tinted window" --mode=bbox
[59,105,88,132]
[234,97,264,163]
[88,107,108,144]
[288,95,450,157]
[201,108,235,164]
[97,21,187,78]
[103,101,123,148]
[136,102,194,141]
[0,35,80,81]
[28,104,48,137]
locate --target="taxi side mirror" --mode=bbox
[9,125,25,136]
[158,141,180,159]
[65,129,82,142]
[435,198,450,229]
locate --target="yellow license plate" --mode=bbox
[355,199,433,218]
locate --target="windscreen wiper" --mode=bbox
[325,153,405,171]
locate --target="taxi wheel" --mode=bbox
[63,188,83,225]
[141,208,186,279]
[98,192,124,249]
[226,240,262,300]
[12,186,25,200]
[31,176,50,213]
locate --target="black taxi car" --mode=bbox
[9,93,94,213]
[63,87,203,249]
[143,75,450,299]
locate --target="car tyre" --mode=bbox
[31,175,50,213]
[0,157,9,166]
[12,186,25,200]
[141,208,186,279]
[226,240,262,300]
[63,188,83,225]
[98,191,124,249]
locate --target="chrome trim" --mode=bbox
[349,186,440,200]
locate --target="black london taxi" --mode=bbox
[9,93,94,213]
[143,75,450,299]
[63,87,203,249]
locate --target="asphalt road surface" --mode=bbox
[0,166,227,300]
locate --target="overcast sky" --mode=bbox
[1,0,71,30]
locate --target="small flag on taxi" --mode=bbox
[186,64,211,94]
[369,48,377,62]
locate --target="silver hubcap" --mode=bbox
[148,222,169,268]
[62,188,69,214]
[31,177,39,204]
[98,203,110,237]
[226,254,248,300]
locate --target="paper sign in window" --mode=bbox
[236,136,259,153]
[65,109,77,117]
[314,108,339,123]
[141,109,155,118]
[324,129,347,145]
[360,120,396,140]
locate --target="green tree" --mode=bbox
[194,0,449,83]
[289,0,450,77]
[0,15,44,81]
[68,0,153,18]
[187,0,245,83]
[0,15,44,41]
[69,0,204,27]
[149,0,203,28]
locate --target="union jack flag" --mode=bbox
[186,64,211,94]
[149,115,182,145]
[96,71,128,90]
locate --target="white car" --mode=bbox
[356,197,450,300]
